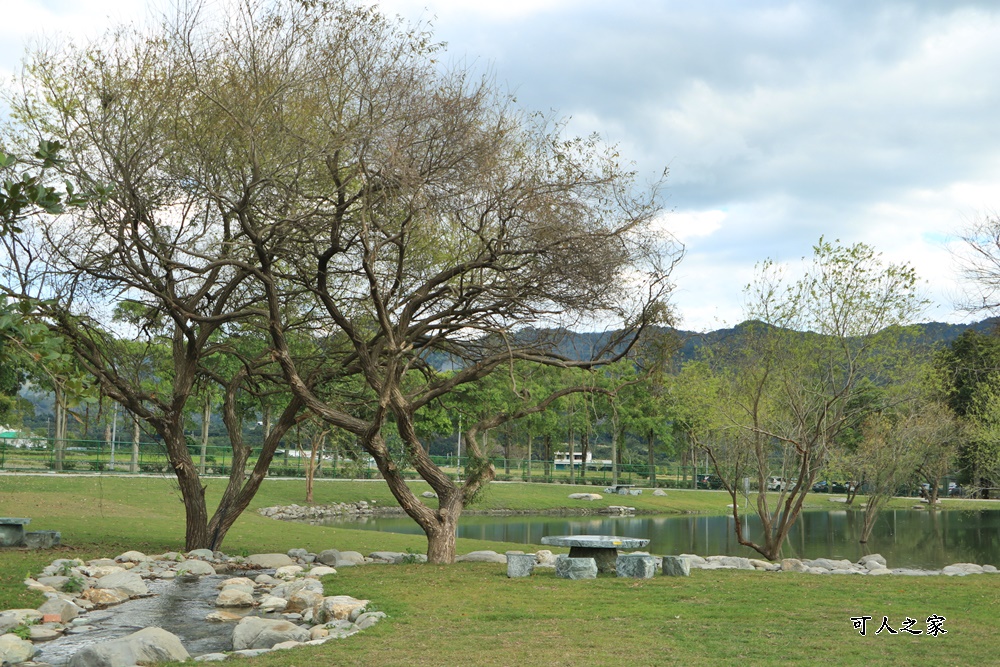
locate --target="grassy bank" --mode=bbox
[1,474,996,666]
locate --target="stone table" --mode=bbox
[540,535,650,573]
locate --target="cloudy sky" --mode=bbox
[4,0,1000,331]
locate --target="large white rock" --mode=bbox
[232,617,310,650]
[95,571,149,597]
[67,627,189,667]
[176,559,217,577]
[313,595,369,623]
[244,553,294,568]
[215,588,254,607]
[455,551,507,563]
[114,551,149,563]
[568,493,603,501]
[83,565,125,579]
[0,633,37,664]
[286,589,325,613]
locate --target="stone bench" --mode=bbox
[616,553,658,579]
[555,556,598,580]
[0,517,30,547]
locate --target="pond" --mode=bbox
[318,509,1000,569]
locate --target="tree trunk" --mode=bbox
[200,394,211,475]
[647,428,656,488]
[543,434,552,479]
[580,427,589,479]
[130,415,140,473]
[526,433,532,482]
[568,422,575,484]
[53,385,67,472]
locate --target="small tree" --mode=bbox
[701,239,927,560]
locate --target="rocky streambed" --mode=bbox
[0,547,402,666]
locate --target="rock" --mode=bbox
[215,588,254,607]
[555,556,598,580]
[176,560,217,577]
[679,554,707,565]
[316,549,340,566]
[310,626,329,640]
[652,489,668,496]
[455,551,506,563]
[858,554,887,568]
[306,566,337,578]
[285,589,325,613]
[866,567,892,576]
[232,617,310,650]
[421,491,437,498]
[29,626,63,641]
[274,565,304,580]
[749,559,778,571]
[705,556,754,570]
[662,555,691,577]
[780,558,809,573]
[95,571,148,597]
[984,564,998,573]
[271,578,323,600]
[863,560,885,572]
[287,548,310,560]
[535,550,557,567]
[259,596,288,613]
[81,588,131,605]
[244,553,294,568]
[82,565,124,579]
[37,597,80,623]
[333,551,366,567]
[186,549,215,560]
[805,558,853,571]
[567,493,603,501]
[231,648,272,658]
[254,574,280,586]
[943,563,985,576]
[0,633,37,664]
[368,551,405,563]
[67,627,189,667]
[36,576,69,590]
[218,577,255,589]
[194,652,230,661]
[506,552,536,578]
[353,611,386,630]
[313,596,369,623]
[206,610,246,622]
[114,551,149,563]
[65,625,98,634]
[616,554,657,579]
[271,640,304,650]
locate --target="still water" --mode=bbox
[320,509,1000,569]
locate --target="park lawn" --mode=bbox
[2,474,997,666]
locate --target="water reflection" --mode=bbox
[320,509,1000,569]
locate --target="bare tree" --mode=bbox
[698,239,927,560]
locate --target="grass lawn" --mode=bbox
[1,473,996,666]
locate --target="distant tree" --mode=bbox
[700,239,927,560]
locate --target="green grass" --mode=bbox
[1,474,997,666]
